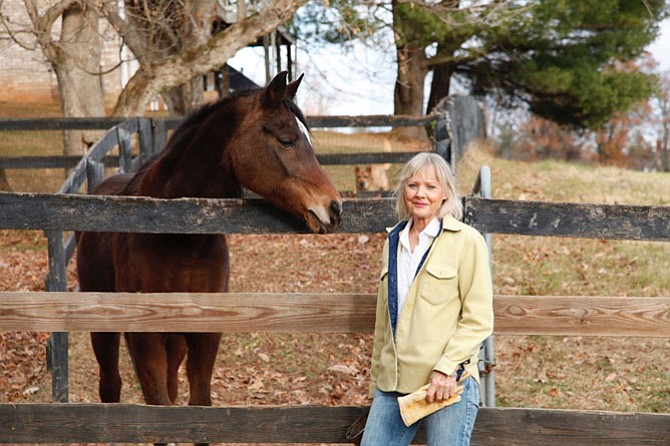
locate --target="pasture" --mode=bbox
[1,106,669,443]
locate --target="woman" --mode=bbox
[360,152,494,446]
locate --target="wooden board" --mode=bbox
[465,197,670,241]
[1,292,668,337]
[1,404,668,445]
[2,192,670,240]
[0,152,417,169]
[494,295,670,337]
[0,193,397,234]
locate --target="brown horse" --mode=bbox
[76,72,342,424]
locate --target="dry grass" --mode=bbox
[311,129,430,192]
[458,143,670,413]
[1,117,670,446]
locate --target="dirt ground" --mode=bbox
[0,231,384,408]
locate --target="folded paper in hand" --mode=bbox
[397,371,469,426]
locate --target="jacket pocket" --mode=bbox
[421,263,457,305]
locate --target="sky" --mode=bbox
[228,18,670,117]
[648,18,670,71]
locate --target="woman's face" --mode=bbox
[403,167,448,222]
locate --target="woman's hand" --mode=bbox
[425,370,458,403]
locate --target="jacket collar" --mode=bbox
[387,215,463,234]
[441,215,463,232]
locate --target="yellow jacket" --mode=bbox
[369,215,494,397]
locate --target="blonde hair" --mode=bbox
[393,152,463,221]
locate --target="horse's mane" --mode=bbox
[154,88,260,167]
[179,88,258,130]
[134,86,308,186]
[285,98,309,130]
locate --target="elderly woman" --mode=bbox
[360,152,494,446]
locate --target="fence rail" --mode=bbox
[2,192,669,240]
[1,291,669,337]
[2,403,669,445]
[0,152,420,170]
[0,114,439,170]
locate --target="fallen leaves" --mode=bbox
[2,227,670,415]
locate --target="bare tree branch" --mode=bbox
[112,0,307,116]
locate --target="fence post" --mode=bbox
[116,126,132,174]
[86,158,105,193]
[44,230,69,403]
[152,119,167,156]
[472,165,496,408]
[432,109,452,167]
[138,117,155,166]
[432,96,485,172]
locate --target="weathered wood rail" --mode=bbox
[1,292,669,337]
[2,404,668,445]
[0,114,437,169]
[2,193,669,240]
[1,290,669,444]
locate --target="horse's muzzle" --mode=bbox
[306,199,342,234]
[329,199,343,230]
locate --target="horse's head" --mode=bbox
[230,72,342,234]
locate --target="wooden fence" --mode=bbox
[1,116,669,444]
[0,114,439,171]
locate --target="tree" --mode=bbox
[2,0,307,119]
[655,71,670,171]
[103,0,308,116]
[2,1,106,156]
[292,0,667,135]
[493,80,661,169]
[501,115,582,162]
[102,0,218,116]
[394,0,668,129]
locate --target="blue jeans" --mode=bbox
[360,377,479,446]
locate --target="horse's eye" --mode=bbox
[279,138,295,148]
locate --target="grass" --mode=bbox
[0,99,65,191]
[456,143,670,413]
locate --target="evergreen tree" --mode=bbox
[297,0,669,129]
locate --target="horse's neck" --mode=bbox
[138,125,241,199]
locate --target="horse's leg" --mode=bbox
[185,333,222,406]
[124,333,173,405]
[166,334,187,404]
[91,332,122,402]
[184,333,221,446]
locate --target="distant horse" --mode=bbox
[76,72,342,425]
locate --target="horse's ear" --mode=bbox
[263,71,289,108]
[286,73,304,100]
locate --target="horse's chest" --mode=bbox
[119,234,229,292]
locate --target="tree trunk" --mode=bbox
[54,4,105,164]
[427,40,461,113]
[158,0,213,115]
[427,62,453,114]
[162,78,205,116]
[112,0,307,116]
[392,0,429,140]
[393,42,427,118]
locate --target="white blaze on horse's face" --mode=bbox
[308,204,333,230]
[291,116,339,231]
[296,117,312,145]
